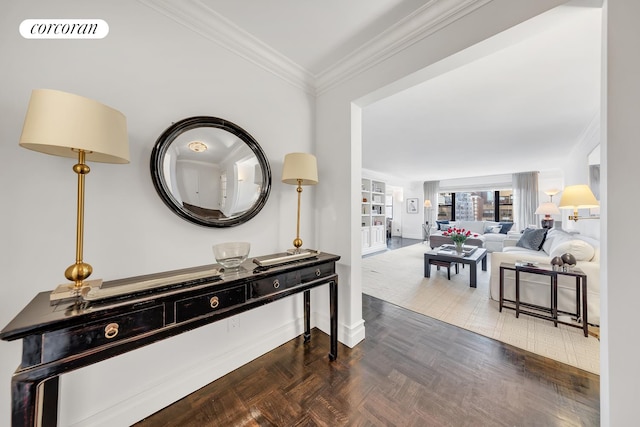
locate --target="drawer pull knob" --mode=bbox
[210,296,220,309]
[273,279,280,289]
[104,323,119,339]
[315,269,321,277]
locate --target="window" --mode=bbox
[437,190,513,222]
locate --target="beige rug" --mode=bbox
[362,243,600,374]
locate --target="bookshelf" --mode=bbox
[361,178,387,254]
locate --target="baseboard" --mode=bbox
[73,319,304,427]
[314,311,366,348]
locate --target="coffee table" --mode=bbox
[424,245,488,288]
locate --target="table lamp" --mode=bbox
[19,89,129,302]
[534,202,560,228]
[558,184,599,221]
[281,153,318,253]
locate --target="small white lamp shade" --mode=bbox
[535,202,560,216]
[282,153,318,185]
[424,200,432,208]
[19,89,129,164]
[558,185,599,209]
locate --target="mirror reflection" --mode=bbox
[150,117,271,227]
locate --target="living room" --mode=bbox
[1,1,638,426]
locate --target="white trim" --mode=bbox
[137,0,316,94]
[316,0,493,95]
[137,0,491,96]
[315,311,366,348]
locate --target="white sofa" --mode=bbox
[490,228,600,325]
[431,220,515,252]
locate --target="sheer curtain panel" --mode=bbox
[512,171,539,231]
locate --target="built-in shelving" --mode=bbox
[361,178,387,254]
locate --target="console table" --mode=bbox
[499,262,588,337]
[0,252,340,427]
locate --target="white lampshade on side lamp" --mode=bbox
[282,152,318,253]
[19,89,129,302]
[558,184,600,222]
[534,202,560,228]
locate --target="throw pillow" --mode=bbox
[436,220,449,230]
[516,228,547,251]
[499,222,514,234]
[484,221,499,233]
[550,240,595,261]
[489,226,502,234]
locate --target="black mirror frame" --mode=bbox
[150,116,272,227]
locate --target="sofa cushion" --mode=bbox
[484,221,499,233]
[516,228,547,251]
[456,220,485,235]
[499,222,514,234]
[549,239,596,261]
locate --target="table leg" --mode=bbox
[12,375,59,427]
[499,267,504,312]
[481,254,487,271]
[424,255,431,278]
[329,279,338,361]
[469,262,477,288]
[552,276,558,327]
[575,277,581,323]
[582,277,589,337]
[515,270,520,318]
[303,290,311,343]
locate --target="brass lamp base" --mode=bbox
[50,279,103,304]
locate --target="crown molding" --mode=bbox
[138,0,490,96]
[315,0,492,95]
[138,0,316,94]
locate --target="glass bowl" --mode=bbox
[212,242,250,269]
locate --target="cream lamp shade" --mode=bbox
[424,200,432,208]
[535,202,560,216]
[18,88,129,302]
[282,153,318,185]
[559,184,600,222]
[558,185,599,209]
[19,89,129,163]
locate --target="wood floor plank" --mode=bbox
[135,294,599,426]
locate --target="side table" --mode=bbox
[499,263,588,337]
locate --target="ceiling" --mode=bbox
[146,0,603,183]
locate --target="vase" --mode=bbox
[455,242,464,255]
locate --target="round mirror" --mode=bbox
[150,116,271,227]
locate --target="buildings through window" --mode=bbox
[437,190,513,222]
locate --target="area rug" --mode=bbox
[362,243,600,374]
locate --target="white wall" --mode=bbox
[316,0,635,425]
[601,0,640,424]
[0,1,317,425]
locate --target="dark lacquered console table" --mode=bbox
[499,262,588,337]
[0,252,340,427]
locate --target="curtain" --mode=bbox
[512,171,539,231]
[423,181,439,227]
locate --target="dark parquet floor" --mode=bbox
[135,294,599,426]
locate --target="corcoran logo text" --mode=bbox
[20,19,109,39]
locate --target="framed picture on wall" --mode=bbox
[407,198,419,214]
